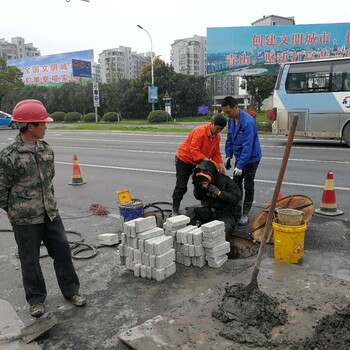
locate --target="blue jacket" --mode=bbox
[225,109,262,170]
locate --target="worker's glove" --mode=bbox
[233,167,243,176]
[224,157,232,170]
[208,184,221,197]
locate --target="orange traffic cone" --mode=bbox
[278,191,283,201]
[69,154,87,186]
[315,171,343,216]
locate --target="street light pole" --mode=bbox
[137,24,155,111]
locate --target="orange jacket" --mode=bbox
[176,123,223,166]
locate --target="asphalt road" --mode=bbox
[0,128,349,349]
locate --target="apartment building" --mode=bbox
[171,35,206,76]
[0,37,40,60]
[99,46,152,84]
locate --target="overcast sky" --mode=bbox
[2,0,349,63]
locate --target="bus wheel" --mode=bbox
[343,123,350,147]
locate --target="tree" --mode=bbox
[0,57,24,110]
[244,75,277,112]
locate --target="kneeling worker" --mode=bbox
[187,160,242,239]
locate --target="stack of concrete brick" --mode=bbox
[201,220,231,268]
[116,216,176,281]
[164,215,206,267]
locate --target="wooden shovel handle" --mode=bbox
[247,114,299,290]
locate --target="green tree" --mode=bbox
[0,57,24,110]
[244,75,277,112]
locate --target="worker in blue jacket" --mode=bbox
[221,96,262,226]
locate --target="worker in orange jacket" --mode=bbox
[172,114,227,216]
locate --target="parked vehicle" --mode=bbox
[0,111,19,129]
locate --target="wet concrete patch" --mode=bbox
[212,283,287,347]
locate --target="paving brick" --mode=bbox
[176,225,197,243]
[165,215,191,229]
[192,255,206,267]
[194,244,204,256]
[149,254,156,268]
[205,241,230,257]
[146,266,152,280]
[118,244,125,257]
[131,237,138,249]
[183,243,190,256]
[133,263,141,277]
[183,256,192,266]
[176,251,184,264]
[137,227,164,240]
[155,249,175,269]
[140,265,147,278]
[120,232,126,245]
[126,246,134,261]
[147,236,173,256]
[134,249,142,264]
[191,228,203,245]
[188,244,195,257]
[165,262,176,278]
[202,236,226,249]
[154,267,166,281]
[134,216,157,233]
[207,255,228,268]
[138,239,145,253]
[201,220,225,233]
[142,252,150,266]
[202,228,226,240]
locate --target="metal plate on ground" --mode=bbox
[250,194,314,243]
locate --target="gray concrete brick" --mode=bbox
[149,254,156,268]
[134,249,142,264]
[146,266,152,280]
[194,244,204,256]
[207,255,228,268]
[134,216,157,233]
[165,215,191,229]
[193,255,206,267]
[165,262,176,278]
[176,251,184,264]
[183,243,189,256]
[118,244,125,257]
[133,263,141,277]
[126,246,134,261]
[147,236,173,256]
[154,267,166,281]
[183,256,192,266]
[191,228,203,245]
[176,225,197,243]
[142,252,150,266]
[120,232,126,245]
[131,237,138,249]
[138,239,145,253]
[201,220,225,233]
[137,227,164,240]
[188,244,195,257]
[187,232,193,245]
[140,265,147,278]
[205,241,230,257]
[202,228,226,240]
[202,235,226,248]
[155,249,175,269]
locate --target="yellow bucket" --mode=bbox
[273,221,307,264]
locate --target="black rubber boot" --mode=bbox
[238,202,253,226]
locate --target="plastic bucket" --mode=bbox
[273,221,307,264]
[275,208,304,226]
[118,198,144,222]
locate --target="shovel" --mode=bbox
[246,114,299,292]
[0,312,58,344]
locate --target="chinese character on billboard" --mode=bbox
[207,22,350,76]
[8,49,94,86]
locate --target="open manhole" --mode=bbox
[227,235,259,259]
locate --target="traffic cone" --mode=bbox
[278,191,283,201]
[315,171,343,216]
[69,154,87,186]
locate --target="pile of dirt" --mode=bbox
[294,303,350,350]
[212,283,287,347]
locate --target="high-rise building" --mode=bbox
[0,37,40,60]
[99,46,152,83]
[171,35,206,76]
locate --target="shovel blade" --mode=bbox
[21,312,58,344]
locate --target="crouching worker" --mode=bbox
[186,160,241,240]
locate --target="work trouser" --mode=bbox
[233,161,260,206]
[187,206,237,240]
[13,214,80,306]
[172,156,196,209]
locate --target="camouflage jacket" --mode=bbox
[0,134,58,225]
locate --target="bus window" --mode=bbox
[332,61,350,91]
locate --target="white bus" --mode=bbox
[272,57,350,146]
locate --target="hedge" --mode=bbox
[102,112,120,122]
[64,112,81,123]
[50,111,66,122]
[83,113,100,122]
[148,110,171,123]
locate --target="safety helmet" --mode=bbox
[12,99,53,123]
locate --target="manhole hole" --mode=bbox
[228,235,259,259]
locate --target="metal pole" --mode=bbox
[137,25,155,111]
